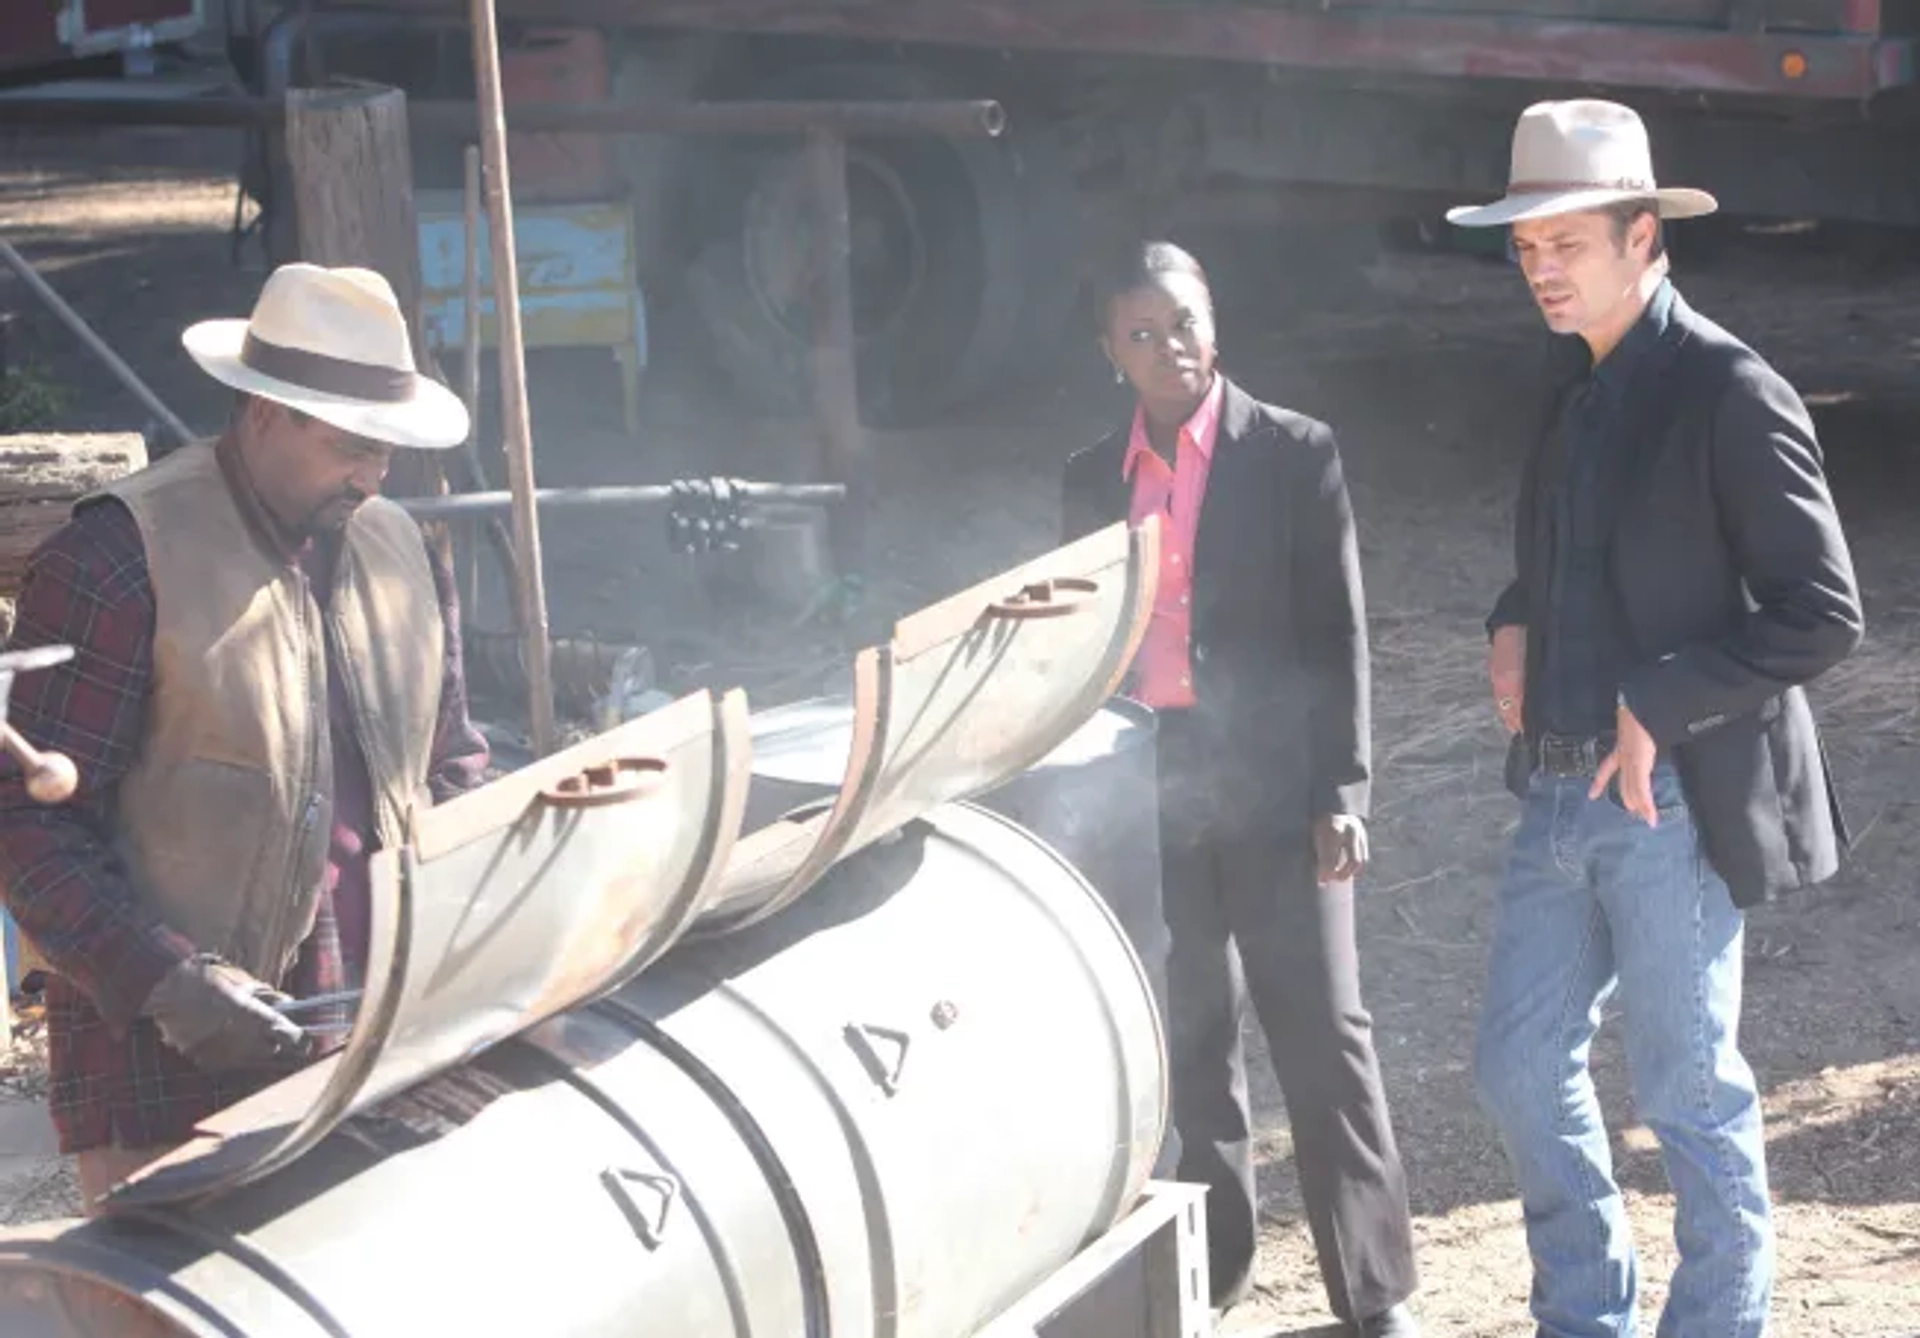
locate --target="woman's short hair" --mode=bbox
[1094,240,1211,324]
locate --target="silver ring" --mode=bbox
[1497,697,1515,711]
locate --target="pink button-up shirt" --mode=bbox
[1123,376,1224,711]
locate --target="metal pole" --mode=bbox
[0,95,1007,139]
[0,239,196,446]
[396,481,847,521]
[426,99,1007,137]
[468,0,558,757]
[804,129,866,576]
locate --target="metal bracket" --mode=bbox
[602,1167,680,1249]
[844,1022,912,1097]
[539,756,668,808]
[667,477,748,555]
[987,576,1099,619]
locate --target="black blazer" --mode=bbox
[1490,287,1863,907]
[1062,379,1371,829]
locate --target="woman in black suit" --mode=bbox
[1061,242,1419,1337]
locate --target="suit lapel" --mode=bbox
[1604,291,1695,541]
[1191,380,1270,630]
[1087,432,1133,527]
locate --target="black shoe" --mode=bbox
[1352,1304,1421,1338]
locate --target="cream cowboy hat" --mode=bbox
[182,262,469,450]
[1447,99,1717,228]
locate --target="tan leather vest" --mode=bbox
[93,441,443,984]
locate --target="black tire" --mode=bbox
[682,62,1080,426]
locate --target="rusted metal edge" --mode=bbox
[832,514,1159,843]
[101,689,751,1210]
[697,517,1160,937]
[889,519,1157,670]
[0,95,1008,138]
[413,687,727,860]
[690,648,889,938]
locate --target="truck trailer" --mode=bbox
[9,4,1919,417]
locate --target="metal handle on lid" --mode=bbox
[539,757,668,809]
[986,576,1098,620]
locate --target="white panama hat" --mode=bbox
[181,262,469,450]
[1447,99,1718,229]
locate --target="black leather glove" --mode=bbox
[142,954,313,1074]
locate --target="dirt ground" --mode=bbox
[2,124,1919,1337]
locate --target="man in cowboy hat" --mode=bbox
[1450,99,1861,1337]
[0,262,489,1212]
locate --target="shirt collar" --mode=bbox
[1588,277,1674,399]
[215,431,316,568]
[1122,374,1226,481]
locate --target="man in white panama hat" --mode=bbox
[0,263,490,1212]
[1452,99,1862,1337]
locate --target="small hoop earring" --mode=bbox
[1112,364,1126,385]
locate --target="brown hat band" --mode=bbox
[241,333,418,403]
[1506,177,1657,196]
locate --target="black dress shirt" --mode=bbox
[1536,278,1676,738]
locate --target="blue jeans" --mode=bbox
[1475,763,1773,1338]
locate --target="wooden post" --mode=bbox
[470,0,559,757]
[462,143,487,619]
[284,86,428,347]
[283,84,457,559]
[805,128,866,578]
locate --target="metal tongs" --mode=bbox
[275,988,364,1035]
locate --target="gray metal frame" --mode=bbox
[979,1181,1213,1338]
[57,0,207,61]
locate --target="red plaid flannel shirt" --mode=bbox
[0,487,488,1154]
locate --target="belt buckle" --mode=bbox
[1539,734,1601,779]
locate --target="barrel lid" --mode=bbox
[748,695,1153,787]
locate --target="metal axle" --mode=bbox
[395,480,847,522]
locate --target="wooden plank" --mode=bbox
[0,433,147,600]
[416,194,644,356]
